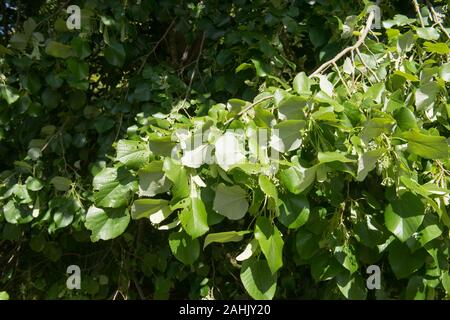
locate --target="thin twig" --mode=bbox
[40,117,70,152]
[333,61,351,95]
[15,0,21,29]
[356,48,380,82]
[36,0,71,29]
[426,0,450,40]
[224,95,273,126]
[137,19,176,73]
[133,276,145,300]
[311,10,375,77]
[412,0,425,28]
[113,113,123,142]
[179,31,206,111]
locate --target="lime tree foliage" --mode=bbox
[0,0,449,300]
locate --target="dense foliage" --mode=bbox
[0,0,449,300]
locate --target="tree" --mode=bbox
[0,0,449,300]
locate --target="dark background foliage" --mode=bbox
[0,0,449,300]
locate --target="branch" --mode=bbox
[179,31,206,111]
[310,10,375,77]
[412,0,425,28]
[426,0,450,40]
[133,275,145,300]
[137,19,176,73]
[225,11,376,125]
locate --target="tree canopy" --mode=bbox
[0,0,449,300]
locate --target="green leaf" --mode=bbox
[214,131,246,170]
[415,82,439,111]
[258,175,278,200]
[149,135,176,157]
[116,139,150,169]
[52,210,74,230]
[397,31,415,52]
[180,197,209,239]
[104,39,126,66]
[441,271,450,294]
[93,117,114,133]
[236,239,259,261]
[336,272,367,300]
[318,151,355,163]
[416,27,440,41]
[394,107,417,131]
[311,253,343,281]
[406,214,443,250]
[0,292,10,300]
[440,62,450,82]
[10,184,32,204]
[3,200,33,224]
[131,199,172,223]
[393,70,419,82]
[203,231,250,249]
[0,44,13,55]
[277,96,306,120]
[9,33,29,51]
[295,229,319,259]
[318,75,334,97]
[240,258,277,300]
[251,59,270,77]
[93,167,137,208]
[254,106,275,127]
[254,216,284,274]
[213,183,249,220]
[49,197,79,230]
[384,192,425,242]
[424,42,450,55]
[293,72,311,95]
[71,38,91,60]
[279,165,317,194]
[278,194,310,229]
[356,149,385,181]
[405,276,426,300]
[343,57,354,75]
[272,120,305,152]
[388,241,426,279]
[45,40,76,58]
[50,176,72,191]
[85,206,130,242]
[138,161,171,197]
[163,158,190,202]
[41,88,60,109]
[43,242,62,262]
[402,130,448,160]
[235,62,252,73]
[30,233,46,252]
[354,215,386,248]
[67,59,89,81]
[0,85,20,105]
[25,176,43,191]
[334,245,358,274]
[168,231,200,265]
[360,118,395,143]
